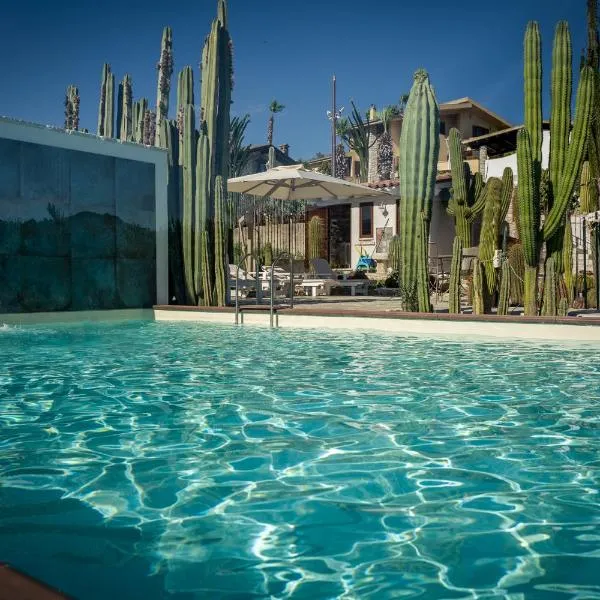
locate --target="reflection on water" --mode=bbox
[0,137,156,313]
[1,321,600,599]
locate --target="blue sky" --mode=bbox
[2,0,586,160]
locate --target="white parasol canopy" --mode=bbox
[227,164,392,200]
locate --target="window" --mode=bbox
[359,202,373,238]
[472,125,490,138]
[439,121,446,135]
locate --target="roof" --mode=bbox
[463,121,551,156]
[367,171,452,189]
[438,97,512,130]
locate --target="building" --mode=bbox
[306,98,511,271]
[242,143,296,175]
[0,117,168,314]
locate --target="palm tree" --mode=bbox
[335,101,379,182]
[230,114,252,177]
[377,105,396,180]
[267,100,285,146]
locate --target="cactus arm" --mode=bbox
[448,129,467,205]
[517,129,540,267]
[524,21,543,167]
[182,104,196,304]
[499,167,514,223]
[155,27,174,148]
[448,236,463,314]
[544,66,594,239]
[497,259,510,316]
[214,175,228,306]
[549,21,572,195]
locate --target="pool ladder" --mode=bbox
[234,252,295,328]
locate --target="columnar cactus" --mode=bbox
[143,109,156,146]
[64,85,79,130]
[580,161,599,213]
[448,236,463,314]
[518,21,594,315]
[182,104,196,304]
[133,98,148,144]
[447,128,487,246]
[388,234,401,274]
[497,259,510,315]
[214,175,228,306]
[262,242,273,266]
[97,63,114,137]
[399,69,440,312]
[155,26,174,148]
[117,75,133,142]
[508,243,525,306]
[478,176,503,303]
[176,66,194,162]
[472,258,485,315]
[193,0,232,306]
[308,216,324,261]
[563,219,574,304]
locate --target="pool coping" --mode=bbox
[153,305,600,342]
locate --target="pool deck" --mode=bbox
[0,563,71,600]
[153,297,600,342]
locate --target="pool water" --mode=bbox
[1,321,600,599]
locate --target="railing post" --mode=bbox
[583,218,588,310]
[235,252,257,326]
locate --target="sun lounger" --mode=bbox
[301,259,369,296]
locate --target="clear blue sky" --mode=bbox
[2,0,586,160]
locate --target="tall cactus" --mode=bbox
[143,109,156,146]
[399,69,440,312]
[497,259,510,316]
[388,234,401,274]
[308,216,324,261]
[508,243,525,306]
[580,161,598,213]
[478,176,503,303]
[182,104,196,304]
[64,85,80,130]
[447,128,487,246]
[117,75,133,142]
[97,63,114,137]
[214,175,228,306]
[133,98,148,144]
[176,67,194,162]
[518,21,594,315]
[155,26,174,148]
[448,236,463,314]
[472,258,485,315]
[191,0,232,306]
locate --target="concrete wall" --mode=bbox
[0,117,169,311]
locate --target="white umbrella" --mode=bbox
[227,164,392,200]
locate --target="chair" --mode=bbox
[299,258,369,297]
[229,264,256,299]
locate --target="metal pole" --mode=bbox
[289,254,294,309]
[583,218,588,309]
[332,74,337,178]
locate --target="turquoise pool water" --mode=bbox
[1,321,600,599]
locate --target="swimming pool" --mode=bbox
[1,320,600,599]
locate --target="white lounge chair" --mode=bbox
[229,264,256,298]
[300,259,369,297]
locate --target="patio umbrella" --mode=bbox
[227,164,393,200]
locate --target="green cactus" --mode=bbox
[447,128,488,246]
[399,69,440,312]
[262,242,273,266]
[388,234,401,274]
[478,177,503,303]
[580,161,598,213]
[97,63,114,137]
[497,259,510,316]
[448,236,463,314]
[472,258,485,315]
[155,26,174,148]
[133,98,148,144]
[214,175,228,306]
[308,216,324,261]
[181,104,196,304]
[518,21,594,315]
[64,85,79,130]
[563,219,574,305]
[507,244,525,306]
[542,256,558,316]
[117,75,133,142]
[176,66,194,163]
[191,0,232,306]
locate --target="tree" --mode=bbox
[267,100,285,145]
[336,100,379,182]
[230,114,252,176]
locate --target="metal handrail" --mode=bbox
[234,251,259,325]
[269,251,295,328]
